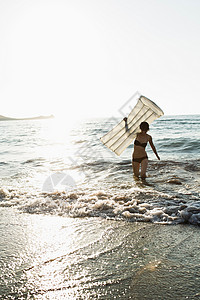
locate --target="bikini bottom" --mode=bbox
[132,155,148,163]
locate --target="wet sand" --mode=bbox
[1,207,200,299]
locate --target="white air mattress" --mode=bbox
[100,95,164,156]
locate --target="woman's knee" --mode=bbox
[133,162,140,177]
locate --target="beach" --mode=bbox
[1,207,200,299]
[0,115,200,299]
[1,0,200,297]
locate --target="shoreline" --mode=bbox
[1,207,200,299]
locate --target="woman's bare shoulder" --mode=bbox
[147,134,152,141]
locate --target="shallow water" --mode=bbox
[0,115,199,225]
[1,208,200,299]
[0,115,200,299]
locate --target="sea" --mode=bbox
[0,115,200,299]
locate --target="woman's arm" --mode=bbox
[149,136,160,160]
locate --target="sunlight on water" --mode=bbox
[29,117,87,190]
[3,210,97,299]
[0,210,115,299]
[35,118,74,156]
[0,115,200,299]
[23,216,76,294]
[1,208,200,299]
[41,117,74,141]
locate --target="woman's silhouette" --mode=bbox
[131,121,160,179]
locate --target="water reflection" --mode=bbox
[1,207,200,299]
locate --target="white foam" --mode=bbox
[1,186,200,225]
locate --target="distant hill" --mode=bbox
[0,114,54,121]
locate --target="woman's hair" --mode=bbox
[140,122,149,132]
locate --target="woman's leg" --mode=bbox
[141,158,148,178]
[132,161,140,178]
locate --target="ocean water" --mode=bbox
[0,115,200,299]
[1,115,199,225]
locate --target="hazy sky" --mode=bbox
[1,0,200,120]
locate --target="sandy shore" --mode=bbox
[0,207,200,299]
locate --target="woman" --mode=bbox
[132,121,160,179]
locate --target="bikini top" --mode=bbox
[134,139,147,148]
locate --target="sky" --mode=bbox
[0,0,200,120]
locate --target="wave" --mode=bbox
[0,162,8,165]
[156,138,200,153]
[22,157,46,164]
[0,114,199,226]
[0,169,199,226]
[159,115,200,122]
[69,158,200,175]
